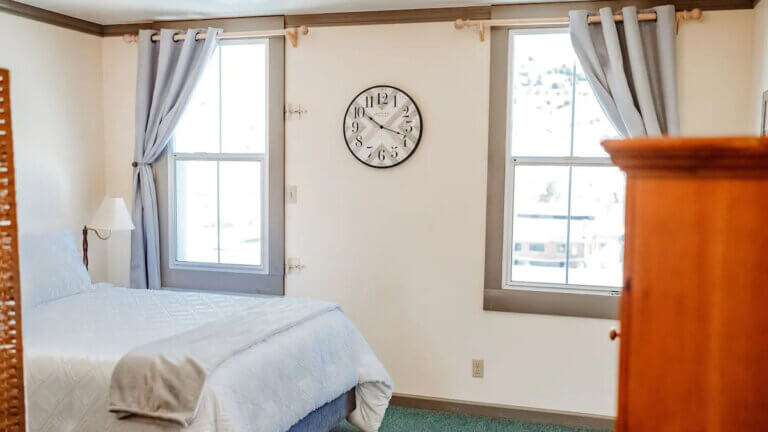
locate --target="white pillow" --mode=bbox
[19,230,92,308]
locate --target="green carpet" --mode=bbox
[330,406,606,432]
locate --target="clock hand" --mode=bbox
[366,114,405,136]
[365,114,385,129]
[382,126,405,136]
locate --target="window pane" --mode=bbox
[510,166,570,284]
[509,33,575,157]
[176,160,218,263]
[175,49,220,153]
[221,43,267,153]
[568,166,625,287]
[572,63,617,157]
[219,161,262,266]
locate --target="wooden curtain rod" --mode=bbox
[455,8,702,41]
[122,25,309,47]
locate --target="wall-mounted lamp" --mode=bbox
[83,196,135,269]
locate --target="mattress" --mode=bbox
[24,287,359,432]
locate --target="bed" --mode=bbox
[20,231,391,432]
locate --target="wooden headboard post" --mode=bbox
[0,68,25,432]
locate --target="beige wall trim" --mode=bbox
[391,393,615,430]
[0,0,102,36]
[285,6,490,27]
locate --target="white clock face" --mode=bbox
[343,85,422,168]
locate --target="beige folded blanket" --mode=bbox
[108,297,337,426]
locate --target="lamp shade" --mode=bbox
[89,197,135,231]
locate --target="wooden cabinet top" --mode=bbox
[602,137,768,171]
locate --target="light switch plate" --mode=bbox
[286,185,297,204]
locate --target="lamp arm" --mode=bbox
[82,226,113,270]
[82,225,89,269]
[86,227,112,240]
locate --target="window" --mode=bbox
[171,40,269,273]
[483,26,623,318]
[503,31,625,294]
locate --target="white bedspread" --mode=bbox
[24,287,392,432]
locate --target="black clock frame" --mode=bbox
[342,85,423,169]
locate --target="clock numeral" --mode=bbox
[393,94,398,108]
[354,106,365,118]
[355,136,363,147]
[377,93,388,106]
[365,95,374,108]
[350,120,359,133]
[378,149,387,161]
[402,120,414,134]
[402,105,410,117]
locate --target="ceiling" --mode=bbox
[14,0,563,25]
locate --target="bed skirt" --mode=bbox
[289,388,356,432]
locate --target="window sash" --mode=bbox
[502,160,621,294]
[168,154,268,274]
[168,39,269,274]
[502,29,621,295]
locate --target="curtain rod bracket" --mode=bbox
[285,26,309,48]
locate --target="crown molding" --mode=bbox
[0,0,102,35]
[284,6,491,27]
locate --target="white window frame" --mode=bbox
[500,28,622,297]
[168,38,270,275]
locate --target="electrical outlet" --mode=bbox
[472,359,484,378]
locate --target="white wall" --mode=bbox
[97,10,759,417]
[753,0,768,131]
[0,13,108,282]
[677,9,755,136]
[101,37,137,287]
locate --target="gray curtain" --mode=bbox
[569,5,679,137]
[130,28,220,290]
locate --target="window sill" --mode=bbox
[169,261,268,275]
[483,288,619,319]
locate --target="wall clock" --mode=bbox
[343,85,422,168]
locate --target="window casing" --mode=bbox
[169,39,270,275]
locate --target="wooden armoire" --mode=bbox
[603,137,768,431]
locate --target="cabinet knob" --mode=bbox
[609,328,620,340]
